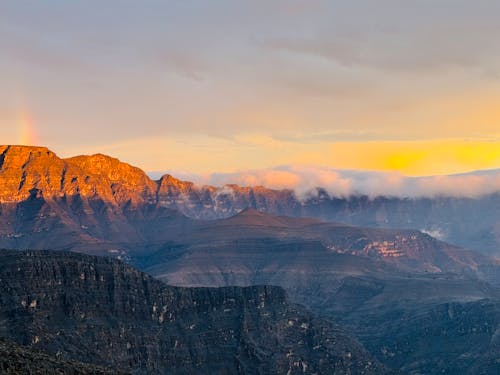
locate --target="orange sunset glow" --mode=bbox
[325,141,500,176]
[0,1,499,184]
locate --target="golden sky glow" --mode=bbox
[1,1,499,179]
[59,136,500,178]
[324,141,500,176]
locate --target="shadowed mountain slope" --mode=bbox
[0,338,123,375]
[133,209,500,375]
[138,208,500,283]
[0,250,390,375]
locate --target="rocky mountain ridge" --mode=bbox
[0,250,390,374]
[1,145,497,255]
[0,146,498,282]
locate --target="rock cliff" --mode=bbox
[0,250,390,374]
[0,338,122,375]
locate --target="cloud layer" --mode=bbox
[167,166,500,199]
[1,1,500,175]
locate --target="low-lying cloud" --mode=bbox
[163,166,500,199]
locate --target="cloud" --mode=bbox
[420,227,446,240]
[3,0,500,167]
[259,1,500,73]
[168,166,500,199]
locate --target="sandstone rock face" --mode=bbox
[0,250,390,375]
[0,146,114,203]
[0,146,164,251]
[66,153,157,208]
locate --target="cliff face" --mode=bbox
[0,145,301,223]
[157,176,300,219]
[0,146,114,203]
[337,292,500,375]
[1,146,499,374]
[134,232,500,375]
[0,146,172,251]
[0,250,390,375]
[66,154,157,208]
[0,338,122,375]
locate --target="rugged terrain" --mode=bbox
[137,208,498,278]
[1,145,500,374]
[158,180,500,256]
[0,250,389,374]
[0,146,497,279]
[0,338,122,375]
[133,209,500,374]
[338,298,500,374]
[0,145,498,256]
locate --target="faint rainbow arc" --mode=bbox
[18,110,39,146]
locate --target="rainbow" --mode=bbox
[18,109,38,146]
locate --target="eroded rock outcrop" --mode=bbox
[0,250,391,374]
[0,338,123,375]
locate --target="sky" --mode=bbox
[1,0,500,184]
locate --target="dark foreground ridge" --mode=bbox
[0,250,391,374]
[0,337,123,375]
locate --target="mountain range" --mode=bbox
[1,145,498,256]
[1,145,500,374]
[0,145,498,257]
